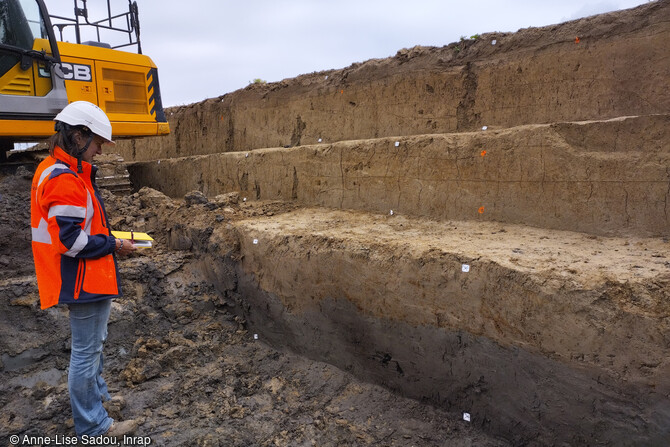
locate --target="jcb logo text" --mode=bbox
[59,63,92,82]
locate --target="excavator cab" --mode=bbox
[0,0,67,121]
[0,0,168,159]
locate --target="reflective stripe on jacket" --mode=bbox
[31,146,121,309]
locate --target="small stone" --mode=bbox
[184,190,208,206]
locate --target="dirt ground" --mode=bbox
[0,165,509,446]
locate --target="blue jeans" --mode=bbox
[68,299,114,437]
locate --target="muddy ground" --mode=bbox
[0,165,508,446]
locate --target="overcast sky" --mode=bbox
[43,0,652,107]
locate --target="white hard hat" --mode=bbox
[54,101,114,143]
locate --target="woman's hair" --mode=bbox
[48,123,90,157]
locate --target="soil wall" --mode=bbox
[234,273,669,446]
[115,2,670,162]
[236,281,670,446]
[128,115,670,237]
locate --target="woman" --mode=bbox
[30,101,137,438]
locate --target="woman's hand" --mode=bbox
[114,238,137,256]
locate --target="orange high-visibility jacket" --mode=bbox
[31,146,122,309]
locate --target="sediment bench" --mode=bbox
[130,114,670,237]
[219,207,670,445]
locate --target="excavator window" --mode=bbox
[0,0,34,48]
[0,0,48,77]
[0,0,30,77]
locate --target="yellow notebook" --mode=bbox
[111,231,154,248]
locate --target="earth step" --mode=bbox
[131,114,670,237]
[225,206,670,445]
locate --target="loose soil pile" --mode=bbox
[0,166,507,446]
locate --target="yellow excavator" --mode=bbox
[0,0,169,160]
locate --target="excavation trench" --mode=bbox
[2,144,669,445]
[123,115,670,445]
[180,204,670,446]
